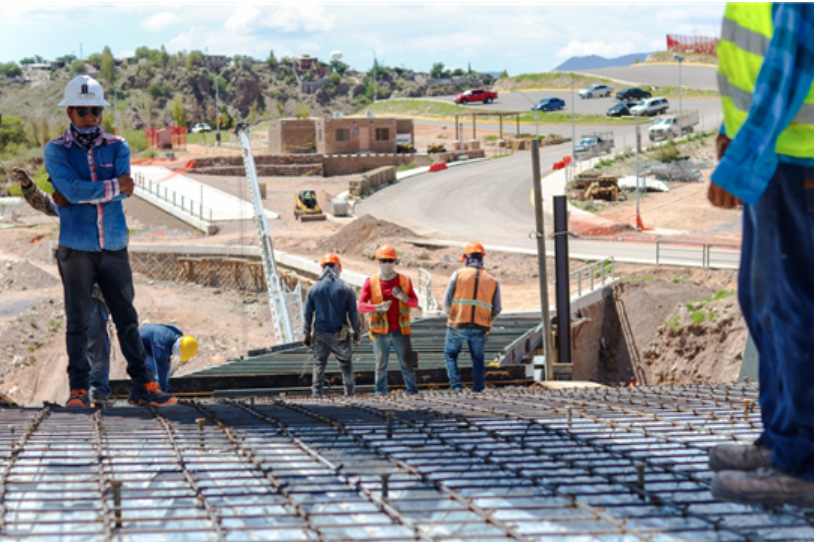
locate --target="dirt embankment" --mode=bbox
[600,265,745,386]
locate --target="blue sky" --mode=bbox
[0,3,725,74]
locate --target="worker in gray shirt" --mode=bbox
[303,254,361,397]
[443,242,502,392]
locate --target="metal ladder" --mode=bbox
[236,124,302,344]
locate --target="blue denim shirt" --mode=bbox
[140,324,183,392]
[43,127,129,251]
[713,4,814,205]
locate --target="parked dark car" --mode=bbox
[606,101,639,117]
[531,97,565,111]
[616,87,652,101]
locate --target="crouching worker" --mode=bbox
[139,325,198,394]
[443,242,502,392]
[303,254,361,397]
[358,245,419,395]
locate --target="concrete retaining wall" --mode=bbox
[348,166,397,198]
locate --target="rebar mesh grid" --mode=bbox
[0,384,811,541]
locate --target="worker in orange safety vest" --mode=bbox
[358,244,419,395]
[443,242,502,392]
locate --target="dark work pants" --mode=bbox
[740,163,814,482]
[56,246,154,390]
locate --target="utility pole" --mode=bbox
[674,53,684,137]
[373,52,378,103]
[203,66,228,146]
[570,73,576,161]
[531,140,553,381]
[635,113,641,229]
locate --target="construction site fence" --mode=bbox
[656,240,740,269]
[666,34,719,55]
[133,172,215,222]
[145,126,188,151]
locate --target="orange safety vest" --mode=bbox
[448,267,497,331]
[369,273,412,335]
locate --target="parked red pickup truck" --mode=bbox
[454,88,498,105]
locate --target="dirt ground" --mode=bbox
[0,132,751,406]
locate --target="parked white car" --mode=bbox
[629,97,670,116]
[578,84,613,99]
[190,123,212,133]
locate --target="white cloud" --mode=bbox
[225,6,261,31]
[556,40,636,59]
[260,5,335,33]
[142,12,183,32]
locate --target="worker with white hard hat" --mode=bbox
[44,74,176,408]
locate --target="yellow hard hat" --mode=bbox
[180,335,198,362]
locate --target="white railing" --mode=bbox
[569,257,616,298]
[133,172,215,222]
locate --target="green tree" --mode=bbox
[330,59,349,75]
[147,83,172,100]
[452,67,465,77]
[87,52,103,69]
[56,54,76,64]
[467,62,472,74]
[135,46,151,60]
[0,62,22,78]
[100,46,116,84]
[294,103,309,119]
[19,57,36,65]
[0,116,30,154]
[186,50,204,71]
[247,100,260,124]
[430,62,445,78]
[171,96,188,127]
[499,69,508,79]
[219,105,233,130]
[70,60,87,76]
[266,49,277,68]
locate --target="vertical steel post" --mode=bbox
[531,140,553,381]
[554,196,572,371]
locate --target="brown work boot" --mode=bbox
[709,439,773,472]
[66,389,90,408]
[712,466,814,508]
[128,381,177,407]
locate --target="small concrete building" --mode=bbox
[268,119,317,154]
[269,117,414,155]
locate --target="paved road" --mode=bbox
[356,148,738,268]
[574,64,719,90]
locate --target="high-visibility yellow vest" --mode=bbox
[447,267,497,331]
[368,274,412,335]
[719,3,814,158]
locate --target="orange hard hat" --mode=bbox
[375,244,398,260]
[320,253,342,271]
[461,241,486,262]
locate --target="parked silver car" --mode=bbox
[629,97,669,116]
[578,84,613,99]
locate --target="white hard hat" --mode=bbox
[57,75,111,107]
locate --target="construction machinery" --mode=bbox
[568,171,624,202]
[236,123,302,345]
[293,190,327,222]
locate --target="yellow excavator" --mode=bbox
[293,190,327,222]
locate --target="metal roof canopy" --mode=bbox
[1,384,811,541]
[111,315,541,397]
[453,111,525,142]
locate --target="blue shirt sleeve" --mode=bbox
[44,142,124,205]
[712,4,814,205]
[304,289,315,335]
[346,285,361,337]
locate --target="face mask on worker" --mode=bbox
[379,262,396,279]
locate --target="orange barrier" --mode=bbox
[429,162,448,173]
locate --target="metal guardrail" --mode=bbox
[569,256,615,298]
[134,172,214,222]
[656,240,740,269]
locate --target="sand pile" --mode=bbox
[0,261,58,292]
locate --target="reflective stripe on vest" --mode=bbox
[447,267,497,330]
[718,3,814,158]
[369,273,412,336]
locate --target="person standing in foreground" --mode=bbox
[443,242,502,392]
[706,3,814,507]
[303,254,361,397]
[44,75,175,407]
[358,245,419,395]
